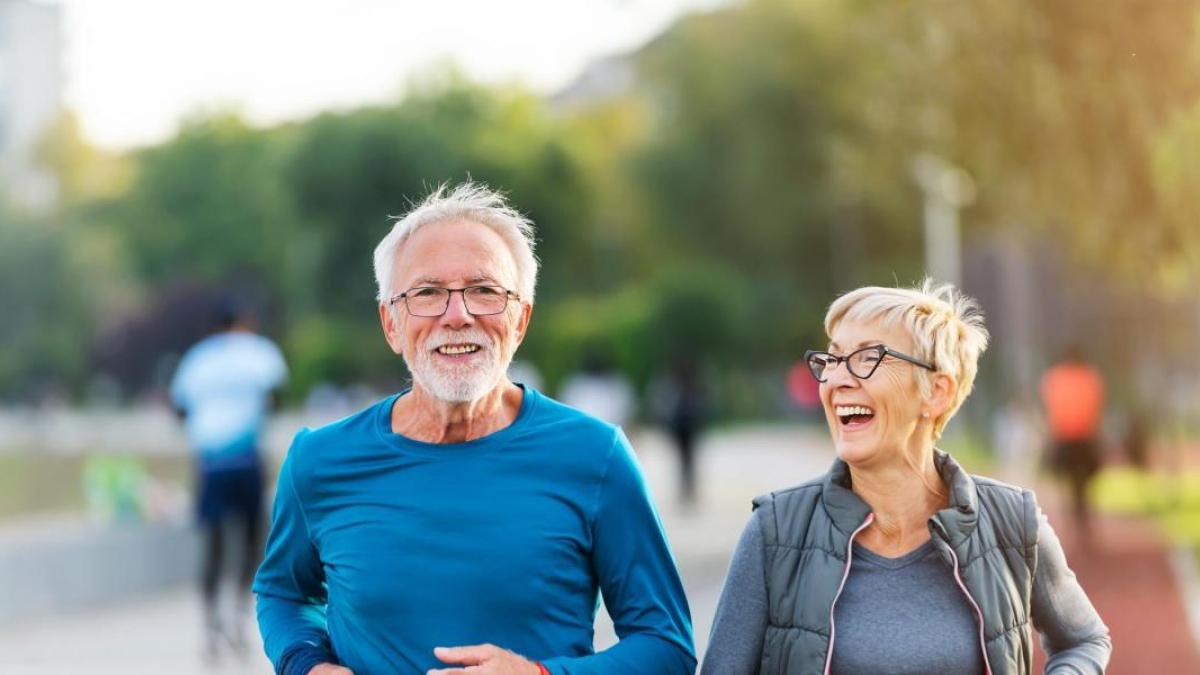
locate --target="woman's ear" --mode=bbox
[925,373,958,419]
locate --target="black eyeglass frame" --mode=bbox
[803,345,936,383]
[387,285,521,317]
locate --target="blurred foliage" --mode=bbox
[1092,466,1200,548]
[0,209,92,399]
[7,0,1200,418]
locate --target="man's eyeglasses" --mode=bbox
[389,285,519,317]
[803,345,936,383]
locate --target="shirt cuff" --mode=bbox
[279,642,337,675]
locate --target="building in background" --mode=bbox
[0,0,62,211]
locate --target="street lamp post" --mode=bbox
[912,153,976,286]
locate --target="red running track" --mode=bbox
[1033,499,1199,674]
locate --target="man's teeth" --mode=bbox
[835,405,874,417]
[437,344,480,355]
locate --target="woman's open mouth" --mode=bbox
[835,404,875,429]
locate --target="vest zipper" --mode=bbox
[944,545,994,675]
[823,512,874,675]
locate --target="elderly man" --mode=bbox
[253,183,695,675]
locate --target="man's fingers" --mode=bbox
[433,644,497,665]
[426,669,472,675]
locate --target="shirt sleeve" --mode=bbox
[252,430,338,674]
[1030,510,1112,674]
[700,514,768,675]
[541,430,697,675]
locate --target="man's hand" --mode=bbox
[427,644,542,675]
[308,664,353,675]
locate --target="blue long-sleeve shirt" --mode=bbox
[253,387,695,675]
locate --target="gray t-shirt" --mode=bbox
[700,511,1111,675]
[830,540,983,674]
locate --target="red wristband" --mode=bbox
[536,663,550,675]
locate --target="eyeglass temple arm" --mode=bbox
[883,347,936,371]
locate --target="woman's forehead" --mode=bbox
[828,317,914,351]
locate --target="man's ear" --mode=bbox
[925,372,958,419]
[379,303,404,355]
[512,302,533,345]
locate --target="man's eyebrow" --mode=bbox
[407,273,502,288]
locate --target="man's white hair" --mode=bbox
[824,278,990,439]
[373,182,539,304]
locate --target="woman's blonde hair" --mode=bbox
[824,278,989,439]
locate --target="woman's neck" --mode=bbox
[849,447,948,557]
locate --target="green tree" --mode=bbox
[97,113,301,296]
[0,212,92,399]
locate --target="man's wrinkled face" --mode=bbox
[379,219,531,403]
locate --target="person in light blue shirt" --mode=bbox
[253,183,695,675]
[171,300,287,657]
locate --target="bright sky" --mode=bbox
[59,0,726,150]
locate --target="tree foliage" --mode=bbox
[12,0,1200,412]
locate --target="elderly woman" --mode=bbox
[701,281,1111,675]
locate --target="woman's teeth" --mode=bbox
[835,404,875,425]
[835,405,874,417]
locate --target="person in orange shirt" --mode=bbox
[1041,346,1105,545]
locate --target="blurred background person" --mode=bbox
[650,356,710,506]
[991,392,1042,485]
[559,348,637,430]
[786,357,823,422]
[703,280,1110,675]
[170,298,288,659]
[507,358,545,392]
[1040,346,1105,548]
[1122,407,1150,473]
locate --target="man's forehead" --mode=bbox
[394,220,518,288]
[409,271,502,286]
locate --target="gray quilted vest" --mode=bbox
[753,451,1038,675]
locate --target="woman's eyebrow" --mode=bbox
[828,340,883,351]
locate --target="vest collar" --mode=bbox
[821,449,979,544]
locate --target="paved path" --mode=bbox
[3,425,1198,673]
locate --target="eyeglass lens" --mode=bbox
[406,287,509,316]
[807,347,885,381]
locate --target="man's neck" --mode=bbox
[391,379,524,444]
[848,445,948,556]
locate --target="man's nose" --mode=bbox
[440,290,475,327]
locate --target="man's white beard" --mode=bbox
[406,327,511,403]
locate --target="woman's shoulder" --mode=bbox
[751,473,827,509]
[969,473,1041,552]
[749,474,832,545]
[970,473,1039,508]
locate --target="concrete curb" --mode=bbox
[0,518,199,625]
[1168,544,1200,654]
